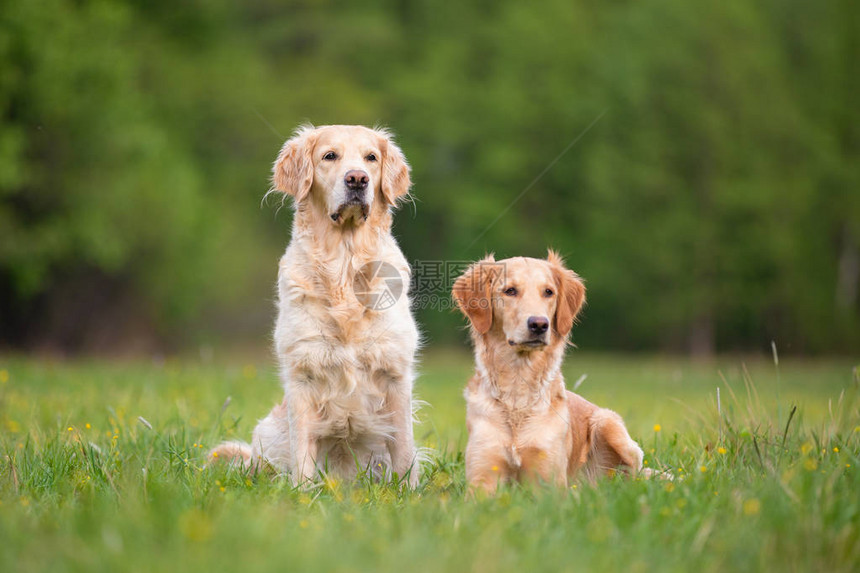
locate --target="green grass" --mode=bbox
[1,350,858,572]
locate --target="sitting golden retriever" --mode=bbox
[212,125,421,486]
[453,252,643,493]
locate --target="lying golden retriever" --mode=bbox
[453,252,643,493]
[212,125,421,486]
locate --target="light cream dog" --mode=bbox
[453,252,643,494]
[212,125,420,486]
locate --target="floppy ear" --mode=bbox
[547,250,586,338]
[378,131,412,205]
[272,126,317,202]
[452,255,498,335]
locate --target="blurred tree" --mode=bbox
[578,0,824,355]
[0,0,274,351]
[0,0,856,354]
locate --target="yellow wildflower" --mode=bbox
[653,424,661,433]
[743,498,761,516]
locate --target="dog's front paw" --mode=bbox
[405,466,420,489]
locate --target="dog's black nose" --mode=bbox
[344,170,369,191]
[527,316,549,335]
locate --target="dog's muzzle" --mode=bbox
[509,338,548,349]
[344,169,369,192]
[330,169,371,223]
[331,192,370,223]
[508,316,550,349]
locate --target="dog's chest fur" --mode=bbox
[466,343,572,471]
[275,244,417,444]
[471,378,569,467]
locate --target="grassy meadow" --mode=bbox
[1,349,858,572]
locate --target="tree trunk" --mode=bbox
[836,224,859,313]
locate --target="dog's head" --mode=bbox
[272,124,411,226]
[453,251,586,351]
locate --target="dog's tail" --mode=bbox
[208,440,253,469]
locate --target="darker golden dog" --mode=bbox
[453,252,644,493]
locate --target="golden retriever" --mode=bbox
[211,125,421,486]
[453,252,643,494]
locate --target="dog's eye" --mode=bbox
[365,153,377,162]
[504,287,518,297]
[323,151,338,161]
[544,288,554,297]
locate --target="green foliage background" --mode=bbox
[1,0,858,354]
